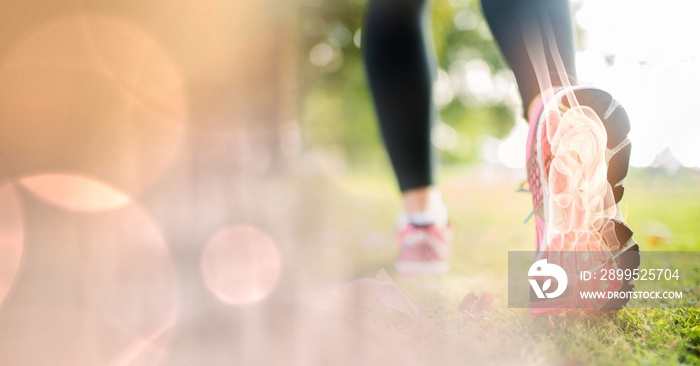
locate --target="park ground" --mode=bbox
[286,164,700,366]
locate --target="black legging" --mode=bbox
[363,0,577,192]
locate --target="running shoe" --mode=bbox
[525,86,640,310]
[395,223,453,274]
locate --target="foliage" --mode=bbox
[299,0,519,167]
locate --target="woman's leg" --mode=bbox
[480,0,577,115]
[363,0,440,216]
[363,0,451,273]
[481,0,639,309]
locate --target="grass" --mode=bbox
[314,165,700,365]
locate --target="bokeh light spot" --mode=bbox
[310,42,336,66]
[201,225,282,305]
[19,174,131,212]
[0,15,186,194]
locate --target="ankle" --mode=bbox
[526,86,564,122]
[399,187,448,227]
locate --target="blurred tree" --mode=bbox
[299,0,520,168]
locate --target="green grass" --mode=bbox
[318,166,700,365]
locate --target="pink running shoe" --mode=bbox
[526,87,640,310]
[395,223,454,274]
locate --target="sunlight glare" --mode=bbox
[19,174,131,212]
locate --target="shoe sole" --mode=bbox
[537,87,640,310]
[545,96,612,250]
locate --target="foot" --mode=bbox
[526,86,640,310]
[395,222,453,274]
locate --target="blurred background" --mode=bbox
[301,0,700,171]
[0,0,698,365]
